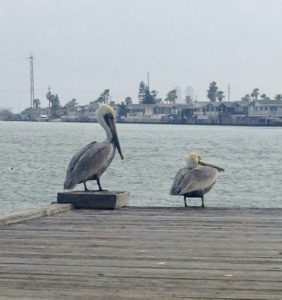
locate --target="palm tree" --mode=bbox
[65,98,78,111]
[260,94,270,100]
[217,91,225,102]
[185,95,193,104]
[251,88,259,100]
[125,97,132,106]
[47,92,61,118]
[117,102,127,118]
[95,89,110,104]
[241,94,251,102]
[165,90,178,104]
[275,94,282,100]
[33,98,40,109]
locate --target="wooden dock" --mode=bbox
[0,206,282,299]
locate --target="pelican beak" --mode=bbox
[108,117,124,160]
[198,159,224,172]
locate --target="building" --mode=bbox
[124,100,282,125]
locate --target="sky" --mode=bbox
[1,0,282,112]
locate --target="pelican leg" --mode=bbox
[84,182,89,192]
[184,196,188,208]
[201,195,205,208]
[97,178,106,192]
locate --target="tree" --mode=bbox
[241,94,251,102]
[117,102,127,118]
[88,100,98,111]
[260,94,270,100]
[138,81,157,104]
[125,97,132,106]
[251,88,259,100]
[275,94,282,100]
[0,109,14,121]
[47,91,61,118]
[143,87,155,104]
[138,82,146,103]
[207,82,218,102]
[64,98,78,111]
[155,98,162,104]
[165,89,178,104]
[33,98,41,109]
[185,95,193,104]
[95,89,110,104]
[217,91,225,102]
[151,90,158,102]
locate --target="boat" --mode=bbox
[36,114,49,122]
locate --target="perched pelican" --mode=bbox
[64,104,123,191]
[170,152,224,207]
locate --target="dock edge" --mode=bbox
[0,203,74,227]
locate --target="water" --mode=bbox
[1,121,281,215]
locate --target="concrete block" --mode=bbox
[57,191,130,209]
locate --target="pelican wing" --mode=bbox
[64,141,114,189]
[65,141,97,179]
[170,167,190,195]
[170,166,217,195]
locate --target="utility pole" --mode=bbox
[227,84,231,102]
[29,54,34,108]
[147,72,150,89]
[47,84,51,109]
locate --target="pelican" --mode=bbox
[170,152,224,207]
[64,103,123,191]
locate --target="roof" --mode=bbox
[127,104,155,109]
[251,100,282,106]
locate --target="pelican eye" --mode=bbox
[104,113,114,127]
[104,113,114,120]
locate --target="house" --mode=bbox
[231,101,249,115]
[153,104,176,116]
[204,101,249,116]
[126,104,155,118]
[180,102,207,121]
[248,100,282,118]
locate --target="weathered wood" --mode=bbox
[0,204,73,227]
[0,207,282,299]
[57,191,130,209]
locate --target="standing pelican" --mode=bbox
[170,152,224,207]
[64,104,123,191]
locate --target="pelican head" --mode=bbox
[97,104,124,160]
[186,152,224,172]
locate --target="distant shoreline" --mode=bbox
[2,119,282,127]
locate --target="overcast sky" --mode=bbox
[1,0,282,112]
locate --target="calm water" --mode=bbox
[1,121,281,215]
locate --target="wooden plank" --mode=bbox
[0,263,282,282]
[0,275,282,300]
[57,191,130,209]
[1,256,282,271]
[0,207,282,299]
[0,204,73,227]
